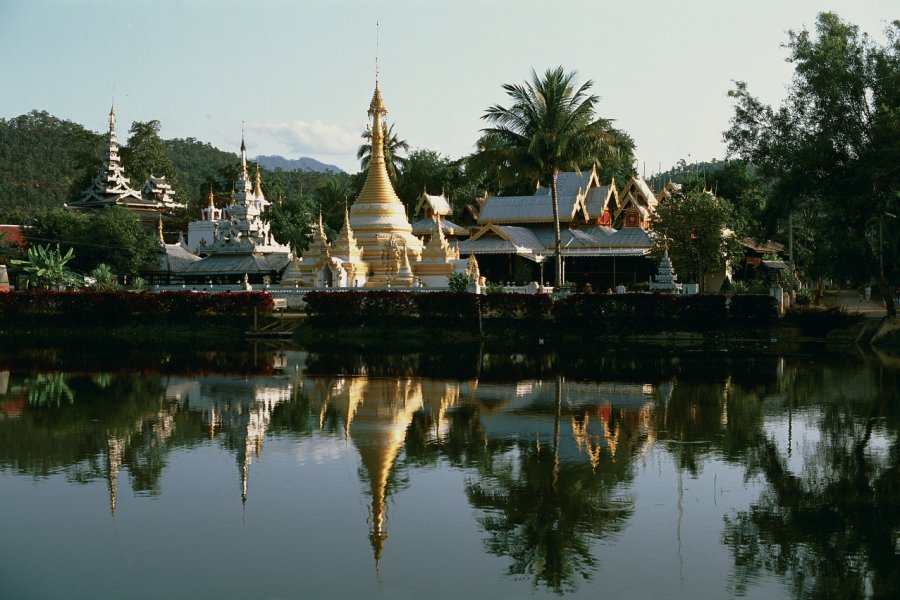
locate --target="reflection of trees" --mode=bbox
[722,363,900,599]
[462,380,639,594]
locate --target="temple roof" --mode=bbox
[459,224,652,258]
[411,217,469,237]
[414,192,452,217]
[534,167,599,198]
[478,194,586,224]
[180,252,290,275]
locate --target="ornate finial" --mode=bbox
[375,21,380,86]
[240,124,248,173]
[254,163,263,196]
[157,211,164,244]
[208,187,215,210]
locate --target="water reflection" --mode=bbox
[0,345,898,598]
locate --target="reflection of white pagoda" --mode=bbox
[165,375,292,503]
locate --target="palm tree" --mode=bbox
[479,67,615,287]
[357,122,409,182]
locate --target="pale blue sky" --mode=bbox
[1,0,895,175]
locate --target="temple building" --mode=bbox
[410,192,469,243]
[67,105,184,225]
[180,136,291,285]
[458,167,655,289]
[281,80,463,288]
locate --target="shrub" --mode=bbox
[795,288,813,306]
[447,272,471,293]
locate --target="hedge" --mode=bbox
[302,290,776,331]
[0,291,274,324]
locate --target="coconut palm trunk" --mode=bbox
[551,169,563,287]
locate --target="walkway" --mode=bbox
[823,289,889,318]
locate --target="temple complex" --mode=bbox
[280,81,462,288]
[181,135,291,284]
[67,105,184,224]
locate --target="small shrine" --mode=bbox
[649,248,682,293]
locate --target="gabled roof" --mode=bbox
[411,217,469,237]
[478,194,587,224]
[584,182,618,219]
[459,223,652,258]
[414,193,452,216]
[614,192,652,220]
[459,224,545,260]
[534,167,599,198]
[619,176,658,209]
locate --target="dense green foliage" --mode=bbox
[10,243,77,289]
[25,207,159,277]
[724,12,900,308]
[0,111,103,219]
[651,183,745,291]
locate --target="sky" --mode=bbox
[1,0,895,176]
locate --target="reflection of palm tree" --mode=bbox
[465,379,634,593]
[357,122,409,182]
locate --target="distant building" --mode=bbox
[66,105,184,225]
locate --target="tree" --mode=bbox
[478,67,617,286]
[121,120,178,189]
[724,13,900,314]
[357,122,409,183]
[650,183,744,292]
[26,207,159,277]
[11,243,77,289]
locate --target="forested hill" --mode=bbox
[0,110,350,222]
[255,154,343,174]
[0,111,105,217]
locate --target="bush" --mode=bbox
[447,272,471,293]
[795,288,813,306]
[0,290,273,324]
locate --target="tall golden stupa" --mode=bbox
[280,77,460,288]
[348,80,423,287]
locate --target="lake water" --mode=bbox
[1,344,897,599]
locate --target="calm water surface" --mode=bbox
[1,345,897,599]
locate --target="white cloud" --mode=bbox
[249,120,359,156]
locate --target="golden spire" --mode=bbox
[207,188,215,210]
[157,212,164,244]
[254,164,263,197]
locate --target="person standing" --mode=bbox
[864,285,871,301]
